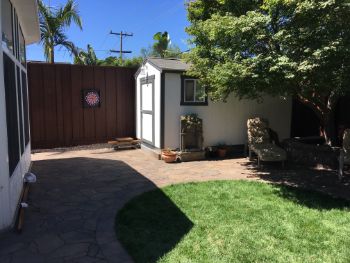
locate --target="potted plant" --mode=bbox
[217,143,227,158]
[161,148,178,163]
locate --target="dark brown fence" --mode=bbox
[28,63,136,149]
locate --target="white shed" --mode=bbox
[135,58,292,152]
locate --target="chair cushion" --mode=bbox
[251,143,287,162]
[344,150,350,164]
[343,129,350,151]
[247,118,271,145]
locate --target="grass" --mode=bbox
[116,181,350,263]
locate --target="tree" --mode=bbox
[186,0,350,145]
[153,31,170,58]
[38,0,82,63]
[98,56,143,68]
[74,44,99,65]
[140,32,182,58]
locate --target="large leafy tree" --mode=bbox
[186,0,350,145]
[38,0,82,63]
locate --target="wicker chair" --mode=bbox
[247,117,287,168]
[339,129,350,179]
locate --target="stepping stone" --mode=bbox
[50,243,90,259]
[34,234,64,254]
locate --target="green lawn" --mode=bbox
[116,181,350,263]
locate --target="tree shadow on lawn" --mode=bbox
[241,159,350,208]
[116,189,194,263]
[26,157,193,263]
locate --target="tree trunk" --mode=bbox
[297,94,339,146]
[322,110,338,146]
[50,49,55,63]
[321,94,340,146]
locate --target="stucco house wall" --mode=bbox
[0,0,39,230]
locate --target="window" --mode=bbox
[21,71,30,146]
[181,77,208,106]
[3,53,20,175]
[1,0,14,54]
[14,11,19,59]
[2,2,29,176]
[19,26,26,65]
[17,66,24,154]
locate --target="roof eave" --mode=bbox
[11,0,40,44]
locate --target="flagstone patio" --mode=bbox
[0,147,348,263]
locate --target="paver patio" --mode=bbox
[0,147,349,262]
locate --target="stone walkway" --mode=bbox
[0,148,348,263]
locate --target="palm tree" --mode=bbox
[153,32,170,58]
[38,0,82,63]
[74,44,99,65]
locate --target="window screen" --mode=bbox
[184,80,195,102]
[3,53,20,175]
[19,26,26,66]
[17,66,24,154]
[181,78,208,106]
[21,71,30,146]
[1,0,14,54]
[195,82,205,102]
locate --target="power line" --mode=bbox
[110,31,133,61]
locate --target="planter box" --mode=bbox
[178,151,206,162]
[282,139,339,169]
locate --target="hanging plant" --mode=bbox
[181,114,203,131]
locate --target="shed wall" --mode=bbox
[136,62,161,148]
[164,73,292,149]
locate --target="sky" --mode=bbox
[27,0,190,63]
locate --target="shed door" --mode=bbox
[140,77,155,146]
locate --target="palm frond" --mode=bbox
[58,0,83,29]
[37,0,82,63]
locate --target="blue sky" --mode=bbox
[27,0,190,62]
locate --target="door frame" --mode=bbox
[140,75,155,147]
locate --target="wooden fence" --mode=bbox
[28,63,136,149]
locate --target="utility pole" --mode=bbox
[110,31,133,61]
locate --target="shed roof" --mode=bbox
[147,58,190,72]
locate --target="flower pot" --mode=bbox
[217,148,227,158]
[162,151,177,163]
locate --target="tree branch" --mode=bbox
[297,94,325,120]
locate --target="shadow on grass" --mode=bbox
[273,184,350,210]
[241,158,350,205]
[116,189,193,263]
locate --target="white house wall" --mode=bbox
[136,62,161,148]
[0,0,33,230]
[164,73,292,149]
[0,9,11,229]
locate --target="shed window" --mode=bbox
[1,0,14,54]
[181,78,208,106]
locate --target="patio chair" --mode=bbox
[247,117,287,168]
[339,129,350,180]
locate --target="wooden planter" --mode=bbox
[217,148,227,158]
[161,151,178,163]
